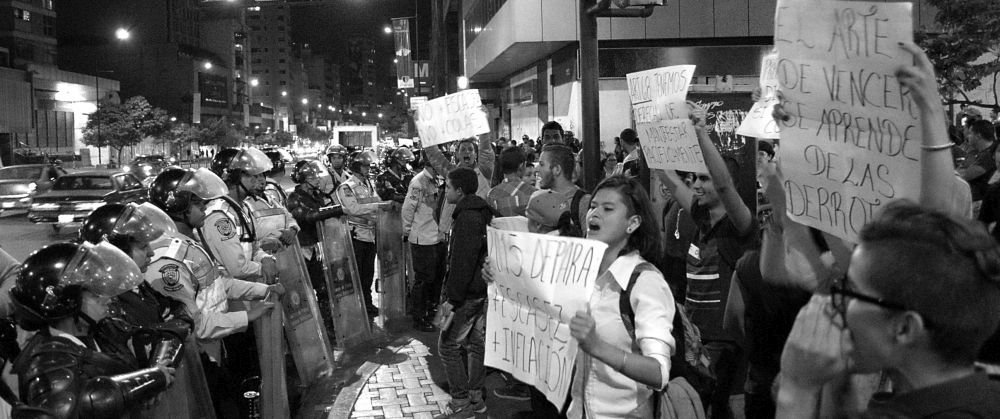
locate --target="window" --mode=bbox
[43,16,55,36]
[13,8,30,21]
[43,0,54,10]
[251,48,260,53]
[280,80,286,86]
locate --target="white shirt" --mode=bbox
[568,251,675,419]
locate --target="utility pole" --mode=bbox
[579,1,600,191]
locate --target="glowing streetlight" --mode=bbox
[170,117,177,122]
[383,26,392,34]
[362,112,367,117]
[393,58,398,64]
[378,113,383,119]
[203,61,212,70]
[302,98,308,105]
[115,28,131,41]
[281,91,288,97]
[317,103,322,109]
[250,78,259,87]
[457,76,469,90]
[328,106,335,111]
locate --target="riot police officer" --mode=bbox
[326,144,351,188]
[287,160,345,335]
[80,202,197,419]
[376,147,415,203]
[148,167,283,418]
[233,148,299,253]
[203,148,279,281]
[336,151,385,316]
[10,241,176,418]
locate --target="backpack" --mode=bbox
[556,189,588,238]
[620,262,713,419]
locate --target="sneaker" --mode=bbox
[492,383,530,401]
[433,399,486,419]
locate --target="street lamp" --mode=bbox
[301,98,308,105]
[115,28,131,41]
[281,90,288,97]
[378,113,383,119]
[250,78,259,87]
[203,61,212,70]
[457,76,469,90]
[383,26,392,34]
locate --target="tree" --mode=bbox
[162,122,204,157]
[917,0,1000,108]
[199,117,245,149]
[82,96,170,166]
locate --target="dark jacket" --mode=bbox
[287,184,342,247]
[446,194,495,304]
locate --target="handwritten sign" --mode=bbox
[491,216,529,232]
[413,90,490,147]
[626,65,706,173]
[737,52,782,139]
[485,228,607,408]
[775,0,921,242]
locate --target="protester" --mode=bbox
[337,151,386,317]
[600,150,618,181]
[614,128,650,192]
[540,121,565,145]
[402,154,447,332]
[777,202,1000,418]
[567,174,675,418]
[435,167,495,419]
[486,147,535,217]
[656,103,755,419]
[10,241,176,417]
[526,144,591,236]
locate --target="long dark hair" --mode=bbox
[592,175,661,266]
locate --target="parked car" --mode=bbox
[0,164,67,212]
[123,154,173,185]
[28,170,146,233]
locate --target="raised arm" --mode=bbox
[424,145,456,178]
[897,42,967,217]
[690,103,754,234]
[655,169,695,213]
[477,134,495,182]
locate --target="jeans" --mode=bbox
[353,238,377,310]
[438,298,487,401]
[705,340,743,419]
[409,242,447,321]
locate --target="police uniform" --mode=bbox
[336,173,383,311]
[199,197,273,281]
[376,167,413,203]
[245,192,299,246]
[330,168,351,189]
[263,179,288,207]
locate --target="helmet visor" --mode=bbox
[61,241,144,298]
[113,202,177,243]
[180,168,228,200]
[233,148,273,176]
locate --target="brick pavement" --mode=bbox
[347,338,450,419]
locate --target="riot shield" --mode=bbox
[376,204,407,324]
[256,292,290,419]
[274,238,335,385]
[317,216,372,347]
[147,335,217,419]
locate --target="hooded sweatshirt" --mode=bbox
[445,194,495,304]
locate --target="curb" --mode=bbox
[325,335,413,419]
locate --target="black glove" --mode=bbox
[318,205,344,220]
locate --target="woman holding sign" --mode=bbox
[567,175,676,418]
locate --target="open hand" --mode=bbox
[896,42,939,110]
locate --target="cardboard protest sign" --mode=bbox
[413,90,491,147]
[626,65,705,173]
[774,0,921,242]
[491,216,529,232]
[484,228,607,409]
[737,52,782,139]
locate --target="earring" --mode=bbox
[626,227,634,234]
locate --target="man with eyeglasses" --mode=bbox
[777,202,1000,418]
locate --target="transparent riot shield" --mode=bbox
[147,335,217,419]
[273,237,336,385]
[376,203,407,325]
[317,216,372,347]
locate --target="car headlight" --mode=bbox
[31,203,58,211]
[75,202,104,211]
[122,165,131,172]
[26,182,36,194]
[143,166,152,175]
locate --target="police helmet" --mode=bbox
[149,168,228,214]
[291,160,328,184]
[391,147,415,166]
[210,148,241,181]
[349,151,373,173]
[11,242,143,330]
[80,203,176,251]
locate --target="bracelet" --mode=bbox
[921,142,954,151]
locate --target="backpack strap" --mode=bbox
[619,261,656,341]
[570,189,587,229]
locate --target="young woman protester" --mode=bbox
[567,175,676,418]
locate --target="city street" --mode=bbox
[0,209,74,262]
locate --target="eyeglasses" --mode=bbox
[830,275,925,328]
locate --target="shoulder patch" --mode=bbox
[158,264,183,292]
[215,218,236,240]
